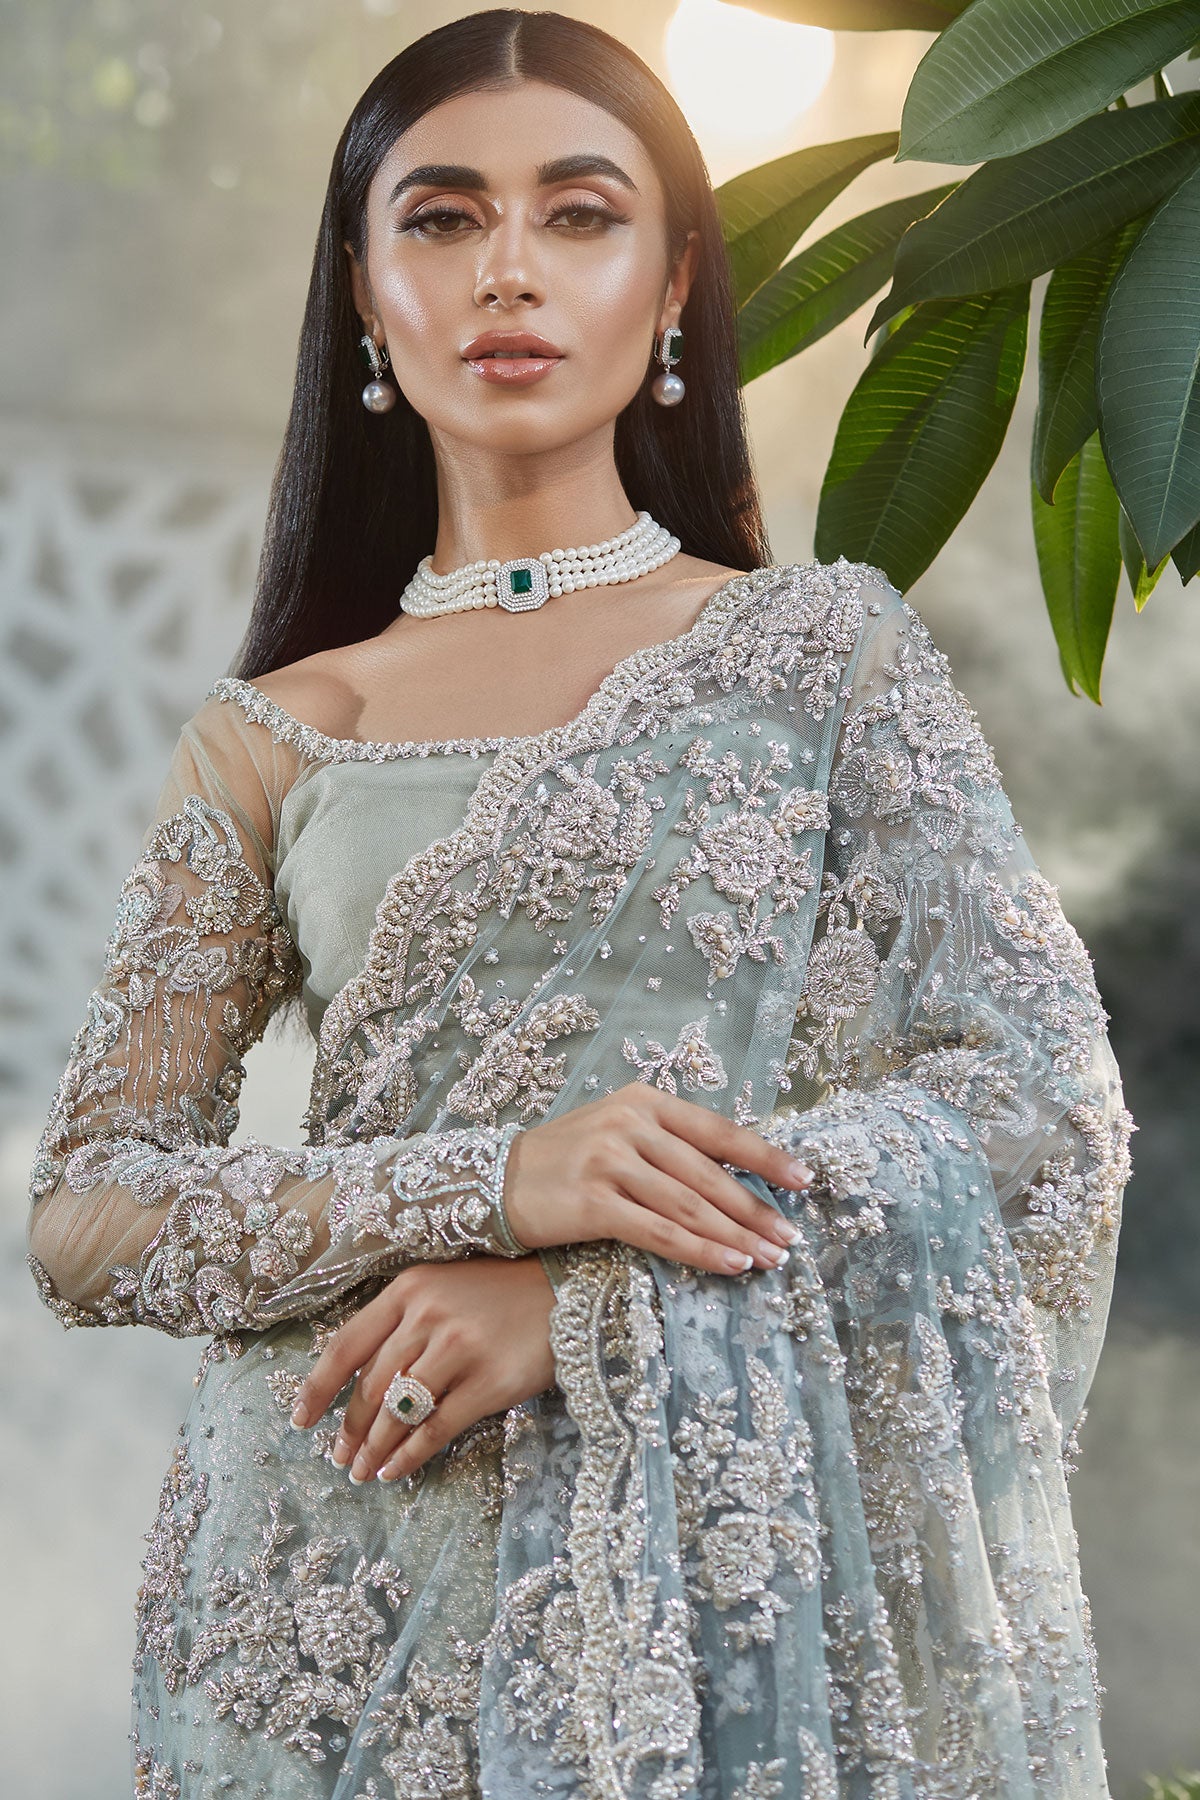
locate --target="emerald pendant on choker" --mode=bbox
[493,557,550,611]
[398,509,682,618]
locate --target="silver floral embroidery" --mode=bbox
[184,1491,410,1764]
[620,1015,728,1095]
[672,1352,821,1649]
[26,796,529,1338]
[653,737,827,984]
[443,980,601,1124]
[30,558,1128,1798]
[134,1436,211,1697]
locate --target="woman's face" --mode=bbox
[345,78,699,457]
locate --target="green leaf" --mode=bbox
[736,184,959,384]
[715,133,898,310]
[1033,218,1146,504]
[1117,501,1171,608]
[815,285,1029,590]
[1096,158,1200,567]
[898,0,1200,164]
[1030,432,1121,702]
[1170,516,1200,580]
[867,94,1200,336]
[868,304,919,362]
[722,0,971,26]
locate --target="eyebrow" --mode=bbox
[386,153,640,208]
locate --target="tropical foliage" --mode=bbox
[718,0,1200,700]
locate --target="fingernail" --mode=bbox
[724,1249,755,1271]
[757,1239,790,1266]
[787,1158,813,1184]
[331,1436,351,1468]
[782,1222,805,1244]
[377,1466,400,1483]
[290,1401,309,1429]
[349,1457,369,1485]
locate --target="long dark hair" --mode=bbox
[232,7,772,680]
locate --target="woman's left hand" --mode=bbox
[289,1255,558,1483]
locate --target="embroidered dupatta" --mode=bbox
[27,557,1131,1798]
[274,555,1132,1797]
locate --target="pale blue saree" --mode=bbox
[26,558,1131,1798]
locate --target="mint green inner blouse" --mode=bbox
[274,753,501,1039]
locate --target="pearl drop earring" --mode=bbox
[360,334,396,413]
[651,325,685,406]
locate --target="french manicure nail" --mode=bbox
[349,1459,369,1485]
[724,1248,755,1271]
[290,1402,309,1428]
[787,1158,813,1184]
[758,1239,790,1266]
[331,1437,350,1468]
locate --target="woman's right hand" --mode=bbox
[501,1082,812,1274]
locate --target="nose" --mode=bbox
[473,212,543,310]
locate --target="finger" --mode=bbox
[338,1331,418,1455]
[377,1375,486,1482]
[289,1284,406,1429]
[591,1188,771,1277]
[349,1346,455,1483]
[634,1127,803,1250]
[329,1342,392,1469]
[651,1090,815,1195]
[615,1164,793,1271]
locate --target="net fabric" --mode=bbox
[771,580,1131,1451]
[23,559,1131,1797]
[471,576,1132,1799]
[25,696,528,1339]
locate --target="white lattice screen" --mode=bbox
[0,416,273,1117]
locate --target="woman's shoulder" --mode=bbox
[200,629,423,769]
[212,643,370,744]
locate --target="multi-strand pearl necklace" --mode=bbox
[398,510,681,617]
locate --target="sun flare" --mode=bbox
[663,0,835,165]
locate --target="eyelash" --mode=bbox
[401,201,625,238]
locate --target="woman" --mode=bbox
[26,10,1132,1797]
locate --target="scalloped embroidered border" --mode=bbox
[303,566,776,1127]
[207,565,764,763]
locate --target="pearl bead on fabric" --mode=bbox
[398,511,682,618]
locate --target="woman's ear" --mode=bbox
[660,229,702,331]
[343,241,374,332]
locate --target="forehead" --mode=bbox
[369,79,660,204]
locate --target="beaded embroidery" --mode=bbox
[206,564,757,763]
[27,557,1131,1799]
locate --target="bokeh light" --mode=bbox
[664,0,834,163]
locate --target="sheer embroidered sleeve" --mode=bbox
[26,696,527,1339]
[772,573,1133,1459]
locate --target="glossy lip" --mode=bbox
[461,329,563,359]
[465,354,562,387]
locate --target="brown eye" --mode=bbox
[547,203,620,229]
[403,207,477,237]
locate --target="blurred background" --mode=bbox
[2,3,1197,1795]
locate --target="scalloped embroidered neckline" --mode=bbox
[208,565,776,762]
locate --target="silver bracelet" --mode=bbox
[489,1121,528,1256]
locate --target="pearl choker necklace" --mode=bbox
[398,510,682,617]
